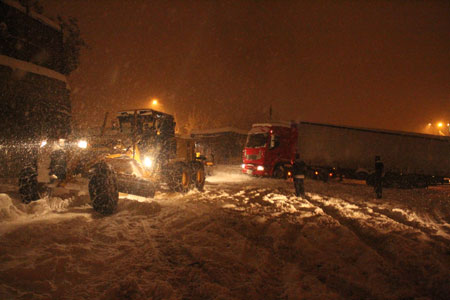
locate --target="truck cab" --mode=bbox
[242,122,297,178]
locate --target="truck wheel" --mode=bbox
[18,166,39,203]
[273,165,285,179]
[89,162,118,215]
[193,164,206,191]
[167,164,191,193]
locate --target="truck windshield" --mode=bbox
[246,133,268,148]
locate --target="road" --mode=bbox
[0,166,449,299]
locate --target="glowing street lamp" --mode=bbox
[437,122,443,128]
[151,99,158,106]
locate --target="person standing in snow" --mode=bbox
[292,154,306,197]
[374,156,384,198]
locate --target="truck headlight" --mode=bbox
[77,140,88,149]
[40,140,47,148]
[144,156,153,168]
[257,165,264,171]
[241,164,246,169]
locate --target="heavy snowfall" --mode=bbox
[0,165,449,300]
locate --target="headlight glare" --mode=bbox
[77,140,88,149]
[144,156,153,168]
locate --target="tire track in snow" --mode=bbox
[153,200,286,300]
[194,187,395,299]
[305,193,450,299]
[308,191,450,249]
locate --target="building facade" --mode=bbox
[0,0,71,176]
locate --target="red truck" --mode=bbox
[241,122,298,178]
[242,122,450,187]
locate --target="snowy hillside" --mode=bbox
[0,166,449,299]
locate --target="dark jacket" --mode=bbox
[293,159,306,177]
[375,161,384,178]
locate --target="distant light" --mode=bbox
[437,122,443,128]
[427,123,432,126]
[447,123,450,127]
[144,156,153,168]
[40,140,47,148]
[152,99,158,105]
[77,140,88,149]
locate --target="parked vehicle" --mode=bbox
[242,121,450,187]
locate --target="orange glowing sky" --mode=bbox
[42,0,450,133]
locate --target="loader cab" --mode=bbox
[116,109,177,163]
[116,109,175,137]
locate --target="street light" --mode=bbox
[152,99,158,106]
[424,121,450,136]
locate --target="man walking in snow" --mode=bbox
[292,154,306,197]
[374,156,384,199]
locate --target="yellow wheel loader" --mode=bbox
[18,109,206,215]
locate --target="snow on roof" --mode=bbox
[1,0,61,31]
[252,122,292,129]
[0,54,69,87]
[300,121,450,142]
[191,127,248,136]
[116,109,171,118]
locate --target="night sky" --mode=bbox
[41,0,450,134]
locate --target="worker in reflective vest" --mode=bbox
[292,154,306,197]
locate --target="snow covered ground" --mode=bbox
[0,165,449,300]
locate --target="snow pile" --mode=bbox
[117,198,161,216]
[28,197,71,215]
[0,194,23,221]
[0,192,90,224]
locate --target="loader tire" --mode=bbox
[192,164,206,191]
[89,162,118,215]
[167,163,191,193]
[18,166,39,203]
